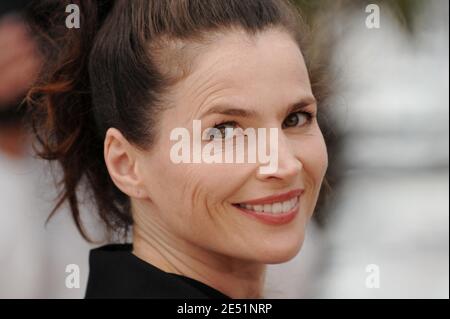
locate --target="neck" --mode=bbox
[131,203,266,299]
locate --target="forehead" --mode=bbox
[169,28,312,118]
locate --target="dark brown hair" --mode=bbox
[26,0,326,241]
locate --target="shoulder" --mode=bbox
[85,244,229,299]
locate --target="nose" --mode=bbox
[256,131,302,182]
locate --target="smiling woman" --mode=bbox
[26,0,328,299]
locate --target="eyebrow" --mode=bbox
[200,105,258,118]
[199,96,317,119]
[286,96,317,115]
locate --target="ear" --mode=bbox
[104,128,146,199]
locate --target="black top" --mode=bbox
[85,244,230,299]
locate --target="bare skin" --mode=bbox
[104,28,328,298]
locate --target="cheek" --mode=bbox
[178,163,254,214]
[300,128,328,182]
[295,129,328,211]
[145,159,258,250]
[143,145,254,223]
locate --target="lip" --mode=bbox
[235,189,304,205]
[233,198,301,225]
[232,189,304,226]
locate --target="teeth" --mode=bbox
[272,203,282,214]
[254,205,263,212]
[239,197,298,215]
[292,198,298,209]
[282,201,291,212]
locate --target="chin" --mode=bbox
[253,231,306,264]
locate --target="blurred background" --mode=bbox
[0,0,448,298]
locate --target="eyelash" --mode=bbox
[212,110,315,131]
[283,110,315,128]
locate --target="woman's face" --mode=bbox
[134,28,328,264]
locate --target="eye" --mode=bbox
[205,121,238,140]
[282,111,313,129]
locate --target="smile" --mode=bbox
[232,189,304,225]
[236,197,299,214]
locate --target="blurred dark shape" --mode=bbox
[0,100,26,126]
[0,0,30,17]
[0,0,40,158]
